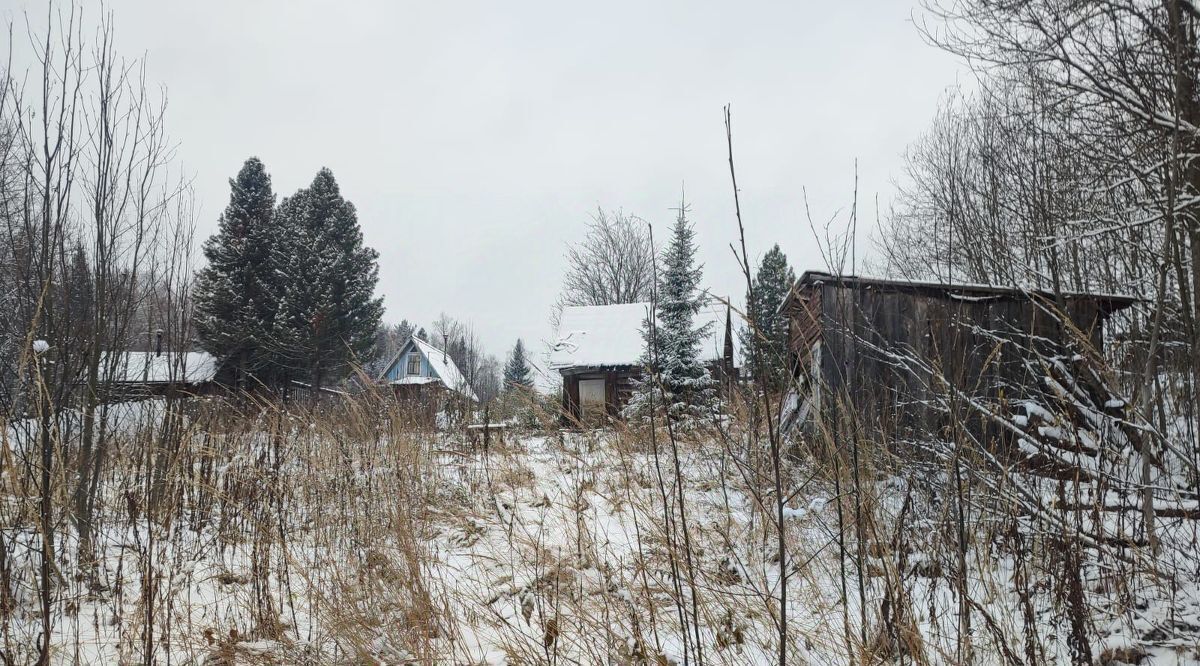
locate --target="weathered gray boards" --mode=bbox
[780,271,1137,437]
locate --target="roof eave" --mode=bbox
[791,270,1141,310]
[555,363,642,375]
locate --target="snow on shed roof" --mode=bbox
[99,351,218,385]
[549,300,734,370]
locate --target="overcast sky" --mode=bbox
[3,0,964,367]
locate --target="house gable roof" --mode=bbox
[379,336,478,402]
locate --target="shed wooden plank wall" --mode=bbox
[801,281,1110,439]
[563,375,581,422]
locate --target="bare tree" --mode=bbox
[554,207,655,323]
[914,0,1200,456]
[0,4,192,658]
[1,7,88,659]
[430,313,502,407]
[73,12,183,563]
[864,1,1200,658]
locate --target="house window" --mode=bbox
[407,353,422,376]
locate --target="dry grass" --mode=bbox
[1,384,1197,664]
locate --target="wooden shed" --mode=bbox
[98,350,219,400]
[550,300,738,426]
[780,271,1138,436]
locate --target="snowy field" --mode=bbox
[4,400,1197,665]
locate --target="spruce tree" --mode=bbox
[194,157,280,387]
[740,244,796,392]
[503,339,533,390]
[367,319,415,377]
[65,243,94,342]
[394,319,414,343]
[273,168,383,390]
[626,202,718,423]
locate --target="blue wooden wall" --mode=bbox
[381,343,439,383]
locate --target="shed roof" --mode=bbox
[99,351,219,385]
[782,271,1139,315]
[549,300,735,370]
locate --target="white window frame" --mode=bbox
[407,352,422,376]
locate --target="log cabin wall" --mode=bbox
[785,286,822,382]
[605,369,642,417]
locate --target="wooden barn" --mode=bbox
[550,300,737,425]
[779,271,1138,436]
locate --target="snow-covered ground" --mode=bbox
[6,411,1200,664]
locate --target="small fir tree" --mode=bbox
[740,244,796,392]
[625,201,719,423]
[504,339,533,390]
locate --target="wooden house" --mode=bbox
[779,271,1137,435]
[378,335,478,404]
[550,300,737,425]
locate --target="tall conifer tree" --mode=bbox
[194,157,280,387]
[273,168,383,389]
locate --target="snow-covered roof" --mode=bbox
[99,351,218,385]
[414,337,478,402]
[549,300,734,370]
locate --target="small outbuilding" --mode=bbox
[550,300,737,425]
[779,271,1138,435]
[99,350,219,399]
